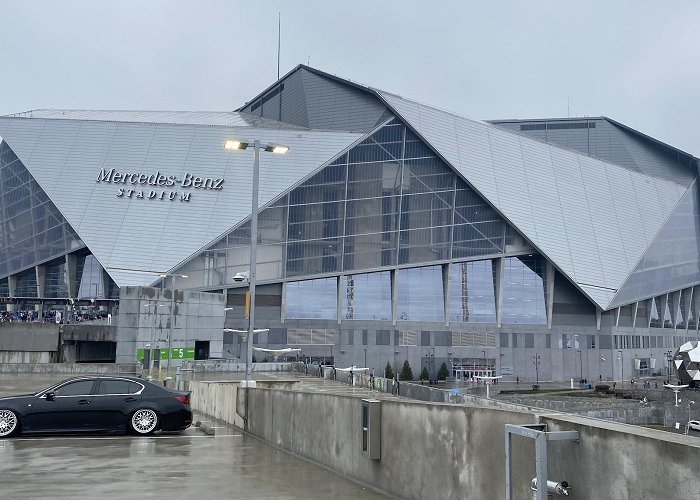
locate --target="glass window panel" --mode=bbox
[15,270,37,297]
[663,297,673,328]
[341,271,391,320]
[448,260,496,323]
[650,297,661,327]
[54,380,95,396]
[402,158,454,194]
[0,142,83,278]
[396,266,445,322]
[77,255,104,299]
[97,379,136,395]
[502,256,547,324]
[285,278,337,319]
[45,261,67,298]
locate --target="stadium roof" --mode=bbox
[0,65,696,309]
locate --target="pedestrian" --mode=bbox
[599,374,602,382]
[613,381,616,389]
[655,381,658,390]
[516,376,519,384]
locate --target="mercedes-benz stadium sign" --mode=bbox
[96,168,224,202]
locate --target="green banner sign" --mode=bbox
[136,347,195,363]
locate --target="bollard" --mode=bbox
[175,366,181,391]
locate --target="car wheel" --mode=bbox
[130,409,158,435]
[0,409,19,438]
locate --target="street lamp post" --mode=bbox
[577,350,583,383]
[225,138,288,388]
[666,350,673,384]
[686,401,695,435]
[533,353,540,384]
[618,350,623,387]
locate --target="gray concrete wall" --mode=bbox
[189,381,700,500]
[62,324,117,342]
[247,389,535,500]
[116,286,225,364]
[0,322,58,352]
[0,362,137,374]
[0,351,54,363]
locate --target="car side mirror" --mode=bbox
[45,392,55,401]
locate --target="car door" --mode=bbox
[25,379,97,433]
[91,378,143,431]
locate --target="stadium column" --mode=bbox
[35,265,46,317]
[391,269,398,326]
[494,257,504,328]
[442,264,450,327]
[545,261,555,330]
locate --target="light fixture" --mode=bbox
[265,144,289,155]
[224,139,289,155]
[224,140,248,150]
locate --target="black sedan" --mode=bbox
[0,375,192,437]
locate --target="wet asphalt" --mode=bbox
[0,373,387,499]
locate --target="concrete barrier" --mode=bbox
[0,363,137,374]
[189,380,700,500]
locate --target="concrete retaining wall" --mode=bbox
[0,323,58,352]
[189,381,700,500]
[0,363,137,374]
[0,351,54,363]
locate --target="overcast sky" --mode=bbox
[1,1,698,153]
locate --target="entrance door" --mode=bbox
[195,341,210,360]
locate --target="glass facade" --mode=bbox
[341,272,391,320]
[502,256,547,324]
[181,119,511,287]
[448,260,497,323]
[285,277,337,319]
[44,261,67,298]
[0,141,83,278]
[15,269,37,297]
[77,255,104,299]
[396,266,444,322]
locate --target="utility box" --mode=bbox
[361,399,381,460]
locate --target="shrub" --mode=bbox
[438,362,449,381]
[384,362,394,379]
[595,384,610,393]
[399,360,414,381]
[420,367,430,381]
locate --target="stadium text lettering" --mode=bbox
[95,169,224,202]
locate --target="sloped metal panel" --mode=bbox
[0,116,362,287]
[5,110,305,129]
[609,182,700,308]
[519,139,574,278]
[378,91,688,310]
[300,69,387,132]
[491,118,695,187]
[577,154,630,287]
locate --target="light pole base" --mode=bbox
[240,380,257,388]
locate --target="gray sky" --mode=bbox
[1,0,698,153]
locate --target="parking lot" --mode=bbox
[0,373,386,499]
